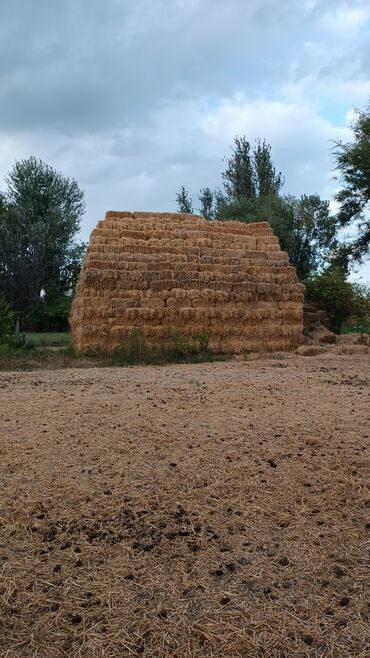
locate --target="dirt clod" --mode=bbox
[278,557,289,566]
[302,634,314,646]
[70,613,82,625]
[333,564,345,577]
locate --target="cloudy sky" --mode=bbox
[1,0,369,278]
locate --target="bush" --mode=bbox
[0,298,14,344]
[24,295,72,332]
[304,268,370,333]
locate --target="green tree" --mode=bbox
[0,157,85,332]
[214,189,228,217]
[305,268,370,333]
[286,194,338,280]
[0,192,6,215]
[0,297,14,344]
[334,102,370,261]
[176,186,193,213]
[222,136,284,203]
[214,193,293,246]
[222,136,256,201]
[23,241,86,332]
[253,138,284,197]
[5,157,85,298]
[198,187,214,220]
[0,205,46,334]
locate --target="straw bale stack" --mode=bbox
[70,212,304,352]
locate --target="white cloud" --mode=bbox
[345,108,357,126]
[321,6,370,39]
[199,95,349,194]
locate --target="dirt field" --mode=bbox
[0,354,369,657]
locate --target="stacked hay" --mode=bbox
[303,301,330,334]
[70,212,304,352]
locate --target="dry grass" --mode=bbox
[0,354,369,657]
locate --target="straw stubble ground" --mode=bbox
[0,354,369,657]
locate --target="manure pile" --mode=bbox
[70,212,304,352]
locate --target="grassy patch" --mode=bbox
[341,323,370,335]
[25,332,70,347]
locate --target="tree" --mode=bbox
[175,134,339,279]
[334,102,370,261]
[198,187,214,220]
[222,136,256,202]
[0,157,85,332]
[176,186,193,213]
[214,189,228,218]
[253,139,284,197]
[5,157,85,299]
[0,192,6,215]
[23,241,86,332]
[221,136,284,203]
[305,267,370,333]
[59,241,86,294]
[0,297,14,344]
[286,194,338,280]
[0,205,46,334]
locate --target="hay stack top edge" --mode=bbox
[70,211,304,353]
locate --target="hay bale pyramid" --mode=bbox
[70,211,304,353]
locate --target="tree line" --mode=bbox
[0,101,369,340]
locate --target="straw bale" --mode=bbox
[106,210,134,218]
[70,212,304,352]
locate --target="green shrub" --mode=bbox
[0,298,14,344]
[305,268,370,333]
[24,295,72,332]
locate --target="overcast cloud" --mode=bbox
[1,0,369,278]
